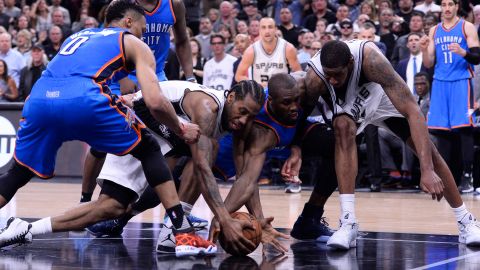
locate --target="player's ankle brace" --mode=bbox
[0,161,34,202]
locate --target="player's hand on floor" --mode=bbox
[259,217,289,254]
[220,217,256,255]
[420,170,444,201]
[180,122,200,144]
[281,155,302,183]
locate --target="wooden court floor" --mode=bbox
[1,180,479,236]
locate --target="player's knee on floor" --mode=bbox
[90,148,107,159]
[98,180,137,218]
[0,161,35,202]
[130,130,173,187]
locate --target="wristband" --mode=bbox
[186,75,197,83]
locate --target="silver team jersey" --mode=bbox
[251,38,289,84]
[136,80,227,139]
[308,40,401,134]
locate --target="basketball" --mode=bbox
[218,212,262,256]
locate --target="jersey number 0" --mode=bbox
[59,37,89,55]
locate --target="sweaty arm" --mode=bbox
[124,34,183,135]
[362,43,434,174]
[235,45,254,82]
[224,124,277,213]
[285,43,302,72]
[172,0,194,80]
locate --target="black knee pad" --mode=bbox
[90,148,107,159]
[100,180,138,209]
[0,161,34,202]
[130,130,173,187]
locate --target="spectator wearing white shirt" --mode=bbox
[414,0,441,14]
[0,32,25,87]
[203,34,237,91]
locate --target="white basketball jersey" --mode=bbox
[308,40,401,134]
[251,38,289,84]
[137,80,228,139]
[203,54,237,91]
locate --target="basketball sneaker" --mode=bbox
[0,217,33,248]
[326,218,358,250]
[285,183,302,193]
[458,216,480,246]
[156,223,176,253]
[86,218,125,237]
[175,232,217,257]
[459,173,474,193]
[475,187,480,195]
[188,215,209,230]
[290,216,334,242]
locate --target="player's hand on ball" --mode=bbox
[420,170,444,201]
[259,217,289,254]
[180,122,200,144]
[220,217,256,255]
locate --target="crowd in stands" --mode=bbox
[0,0,479,193]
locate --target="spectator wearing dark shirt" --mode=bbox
[0,1,11,30]
[277,7,301,48]
[43,25,62,60]
[396,0,414,23]
[51,9,72,38]
[303,0,336,32]
[18,44,47,101]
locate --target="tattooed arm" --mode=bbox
[184,92,256,254]
[362,42,444,201]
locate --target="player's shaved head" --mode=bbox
[320,40,351,68]
[268,73,297,99]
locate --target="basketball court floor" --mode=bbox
[0,179,479,269]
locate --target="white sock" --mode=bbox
[30,217,52,236]
[340,194,356,222]
[452,203,474,224]
[180,201,192,216]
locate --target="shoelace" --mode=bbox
[320,217,330,227]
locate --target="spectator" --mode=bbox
[213,1,238,35]
[313,18,327,41]
[377,7,394,36]
[4,0,20,19]
[311,40,321,51]
[0,59,17,102]
[391,11,424,67]
[21,4,30,17]
[248,18,260,42]
[303,0,336,32]
[0,1,11,30]
[278,7,302,48]
[51,9,72,38]
[345,0,360,22]
[396,0,414,23]
[29,0,52,34]
[414,71,431,117]
[71,7,88,33]
[360,1,378,23]
[13,29,33,62]
[0,32,25,86]
[231,33,250,86]
[358,21,387,55]
[395,32,432,94]
[338,19,355,41]
[325,5,351,37]
[203,34,237,91]
[49,0,71,25]
[236,20,248,35]
[43,25,62,60]
[354,14,370,30]
[217,23,234,53]
[297,30,314,67]
[194,17,213,60]
[423,13,438,36]
[207,8,219,24]
[14,15,35,38]
[184,0,201,35]
[377,0,393,13]
[273,0,304,26]
[82,16,98,30]
[180,38,205,84]
[18,44,46,101]
[238,0,262,22]
[414,0,441,15]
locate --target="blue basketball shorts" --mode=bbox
[427,78,474,130]
[14,77,145,178]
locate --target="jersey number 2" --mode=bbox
[59,37,89,55]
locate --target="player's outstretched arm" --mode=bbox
[362,43,444,201]
[124,34,199,143]
[224,125,276,213]
[235,45,254,83]
[172,0,194,79]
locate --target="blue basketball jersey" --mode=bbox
[129,0,175,82]
[433,19,474,81]
[38,27,130,98]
